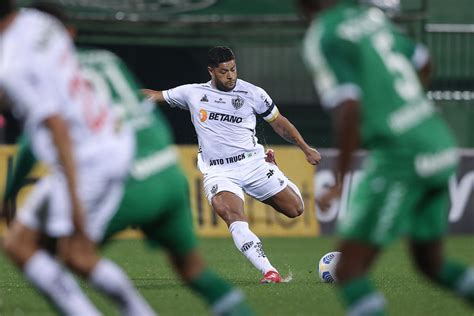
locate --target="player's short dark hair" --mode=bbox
[31,1,69,27]
[0,0,14,20]
[208,46,235,68]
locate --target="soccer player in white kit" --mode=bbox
[0,2,155,315]
[143,46,321,283]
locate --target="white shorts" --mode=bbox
[203,158,300,203]
[17,170,125,242]
[18,130,134,241]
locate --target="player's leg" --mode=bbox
[335,165,422,315]
[409,186,474,306]
[410,239,474,306]
[3,176,101,315]
[262,184,304,218]
[60,176,155,316]
[249,156,304,219]
[167,248,253,316]
[115,166,253,315]
[208,178,279,282]
[335,240,385,316]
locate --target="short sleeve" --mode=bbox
[163,85,191,110]
[2,19,73,127]
[302,25,361,109]
[3,64,61,126]
[254,87,279,122]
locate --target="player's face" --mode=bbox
[209,60,237,92]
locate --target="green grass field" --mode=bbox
[1,236,473,315]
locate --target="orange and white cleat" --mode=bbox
[260,271,282,284]
[265,149,278,166]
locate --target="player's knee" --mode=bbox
[62,250,92,276]
[213,203,243,223]
[3,233,35,267]
[60,241,97,276]
[284,199,304,218]
[3,232,20,259]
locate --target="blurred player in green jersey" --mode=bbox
[298,0,474,314]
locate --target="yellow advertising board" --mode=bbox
[0,145,319,237]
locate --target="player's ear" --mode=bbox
[207,66,214,77]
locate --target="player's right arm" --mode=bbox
[141,85,190,110]
[45,114,85,233]
[303,27,361,211]
[141,89,166,103]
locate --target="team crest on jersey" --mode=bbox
[200,94,209,102]
[211,184,218,195]
[232,96,244,110]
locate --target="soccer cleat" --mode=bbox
[260,271,282,284]
[265,149,278,166]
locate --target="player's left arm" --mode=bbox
[395,29,432,89]
[268,114,321,165]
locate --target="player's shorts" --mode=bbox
[18,130,134,240]
[337,150,457,247]
[18,169,126,240]
[102,165,197,258]
[203,157,299,203]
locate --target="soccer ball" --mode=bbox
[318,251,341,283]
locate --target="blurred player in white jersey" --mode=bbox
[143,46,321,283]
[0,1,155,315]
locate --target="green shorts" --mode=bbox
[103,165,197,257]
[337,153,455,247]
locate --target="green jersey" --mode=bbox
[302,2,457,163]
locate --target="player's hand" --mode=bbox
[71,199,86,234]
[304,147,321,165]
[317,184,342,212]
[141,89,160,102]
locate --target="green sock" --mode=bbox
[339,276,386,316]
[188,269,253,316]
[437,261,474,305]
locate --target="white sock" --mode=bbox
[89,259,155,316]
[229,221,277,275]
[287,180,305,209]
[24,250,101,316]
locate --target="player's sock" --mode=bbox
[188,269,253,316]
[89,259,155,316]
[339,276,386,316]
[24,250,101,316]
[436,260,474,305]
[229,221,277,274]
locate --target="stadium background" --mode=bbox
[0,1,473,315]
[2,0,472,236]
